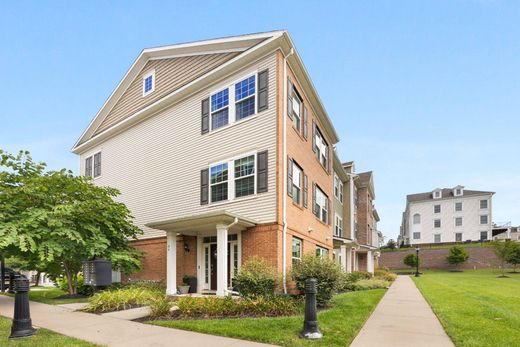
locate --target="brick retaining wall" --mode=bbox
[380,247,501,270]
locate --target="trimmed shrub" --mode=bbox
[234,257,278,298]
[149,295,174,318]
[291,254,342,307]
[374,269,397,282]
[56,275,94,297]
[174,296,300,318]
[85,287,162,313]
[352,278,391,291]
[403,253,418,268]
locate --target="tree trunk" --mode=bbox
[34,271,41,286]
[63,262,74,296]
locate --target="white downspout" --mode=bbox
[282,48,294,294]
[346,173,358,240]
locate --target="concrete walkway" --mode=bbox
[350,276,454,347]
[0,295,274,347]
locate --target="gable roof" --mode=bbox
[407,188,495,203]
[72,30,340,154]
[356,171,375,199]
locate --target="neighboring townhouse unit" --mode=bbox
[72,30,373,297]
[331,158,380,274]
[399,186,495,246]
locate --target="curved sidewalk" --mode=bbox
[0,295,275,347]
[350,276,454,347]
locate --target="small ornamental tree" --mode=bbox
[386,239,397,250]
[403,253,418,269]
[505,243,520,273]
[446,245,469,271]
[0,150,143,295]
[492,240,516,277]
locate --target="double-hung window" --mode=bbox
[334,214,343,237]
[480,215,488,225]
[455,202,462,212]
[209,153,256,203]
[292,163,302,204]
[455,217,463,227]
[480,199,488,209]
[235,75,256,120]
[434,204,441,213]
[84,152,101,178]
[434,234,441,243]
[434,219,441,228]
[314,186,328,223]
[413,232,421,239]
[291,90,302,131]
[210,163,229,202]
[455,233,463,242]
[334,175,343,203]
[210,89,230,130]
[314,128,328,168]
[234,155,255,198]
[316,246,328,259]
[292,237,302,266]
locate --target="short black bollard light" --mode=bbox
[7,272,15,293]
[9,278,37,339]
[300,278,323,339]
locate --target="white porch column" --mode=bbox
[340,245,348,272]
[345,246,352,273]
[216,224,228,296]
[367,250,374,274]
[166,231,177,295]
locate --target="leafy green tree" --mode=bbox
[0,150,143,295]
[492,240,516,277]
[446,245,469,271]
[386,239,397,250]
[505,243,520,273]
[403,253,418,269]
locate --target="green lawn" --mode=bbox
[413,270,520,347]
[1,287,89,305]
[150,289,385,347]
[0,316,98,346]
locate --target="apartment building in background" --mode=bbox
[399,186,494,246]
[72,31,380,296]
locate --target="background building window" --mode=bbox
[434,204,441,213]
[480,231,488,241]
[480,215,488,225]
[413,213,421,224]
[335,214,343,237]
[413,232,421,239]
[455,233,463,242]
[434,234,441,243]
[480,199,488,209]
[455,217,463,227]
[434,219,441,228]
[455,202,462,212]
[334,175,343,203]
[292,237,302,266]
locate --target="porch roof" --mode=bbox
[145,210,258,234]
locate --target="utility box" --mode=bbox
[83,259,112,287]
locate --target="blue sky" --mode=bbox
[1,1,519,241]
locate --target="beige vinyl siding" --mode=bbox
[93,52,239,137]
[80,53,277,239]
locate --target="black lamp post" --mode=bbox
[415,247,420,277]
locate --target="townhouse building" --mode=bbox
[399,186,495,246]
[72,31,379,296]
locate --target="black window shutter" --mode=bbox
[303,106,308,140]
[287,78,293,120]
[312,120,317,153]
[287,157,293,197]
[312,182,317,215]
[93,153,101,177]
[201,98,210,134]
[326,146,331,174]
[303,173,308,208]
[200,169,209,205]
[85,157,92,177]
[258,69,269,112]
[327,198,332,225]
[257,150,268,193]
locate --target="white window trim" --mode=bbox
[434,204,441,214]
[434,219,441,228]
[480,214,489,225]
[316,246,328,259]
[315,129,328,168]
[315,185,328,223]
[480,199,488,209]
[292,237,302,265]
[455,201,463,212]
[454,217,463,227]
[413,213,421,225]
[413,232,421,240]
[455,232,463,242]
[84,150,102,180]
[209,72,258,132]
[292,162,302,205]
[334,174,344,204]
[142,70,155,97]
[208,151,257,205]
[434,234,442,243]
[334,213,343,237]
